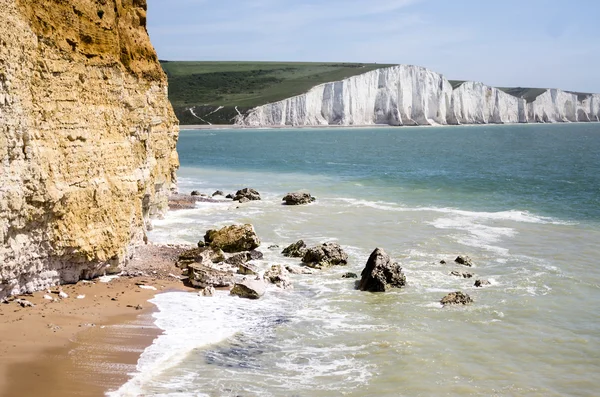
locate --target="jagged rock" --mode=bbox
[282,192,316,205]
[342,272,358,279]
[450,271,474,279]
[285,265,314,275]
[177,247,225,268]
[187,264,235,289]
[238,263,259,276]
[225,252,252,267]
[264,265,292,289]
[197,240,206,248]
[248,250,264,260]
[358,248,406,292]
[212,190,224,197]
[474,279,491,287]
[440,291,473,306]
[191,190,201,196]
[230,279,266,300]
[282,240,308,258]
[455,255,474,267]
[200,286,215,297]
[204,224,261,253]
[233,188,261,202]
[225,193,235,199]
[302,242,348,269]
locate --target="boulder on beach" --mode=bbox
[450,271,474,279]
[204,224,261,253]
[176,247,225,268]
[233,188,261,202]
[231,279,266,300]
[474,279,491,287]
[282,240,308,258]
[212,190,224,197]
[264,265,293,289]
[282,192,316,205]
[358,248,406,292]
[238,263,259,276]
[187,263,235,289]
[455,255,474,267]
[302,242,348,269]
[440,291,473,306]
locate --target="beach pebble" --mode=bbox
[43,294,54,301]
[58,290,69,299]
[139,285,157,291]
[77,295,86,299]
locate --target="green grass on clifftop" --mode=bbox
[160,61,395,124]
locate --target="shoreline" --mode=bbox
[180,121,598,131]
[0,244,196,397]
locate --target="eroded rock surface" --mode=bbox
[302,242,348,269]
[282,192,316,205]
[440,291,473,306]
[204,224,261,253]
[0,0,179,298]
[282,240,308,258]
[231,279,266,300]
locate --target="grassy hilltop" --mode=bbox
[162,61,589,125]
[161,61,394,124]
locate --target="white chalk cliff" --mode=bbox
[237,65,599,127]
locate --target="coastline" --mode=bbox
[180,120,599,130]
[0,244,195,397]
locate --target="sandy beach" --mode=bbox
[0,243,195,397]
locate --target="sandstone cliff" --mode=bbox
[237,65,599,127]
[0,0,179,297]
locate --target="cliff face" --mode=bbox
[238,65,599,127]
[0,0,179,297]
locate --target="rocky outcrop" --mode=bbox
[236,65,599,127]
[282,192,316,205]
[474,279,491,287]
[204,224,261,253]
[263,265,292,289]
[187,264,235,289]
[233,188,261,203]
[302,242,348,269]
[0,0,179,298]
[231,279,266,300]
[282,240,308,258]
[440,291,473,306]
[450,271,474,279]
[358,248,406,292]
[455,255,474,267]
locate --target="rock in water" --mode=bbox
[282,240,308,258]
[187,264,235,289]
[264,265,293,289]
[204,224,261,253]
[358,248,406,292]
[302,243,348,269]
[212,190,224,197]
[282,192,316,205]
[450,271,474,279]
[200,286,215,297]
[342,272,358,279]
[285,265,314,275]
[440,291,473,306]
[238,263,259,276]
[455,255,474,267]
[231,279,266,300]
[233,188,261,202]
[474,279,491,287]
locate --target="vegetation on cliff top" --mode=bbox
[160,61,394,124]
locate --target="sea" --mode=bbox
[110,124,600,397]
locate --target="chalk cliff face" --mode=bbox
[0,0,179,297]
[238,66,598,127]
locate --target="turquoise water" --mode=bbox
[114,124,600,397]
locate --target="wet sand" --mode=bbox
[0,244,195,397]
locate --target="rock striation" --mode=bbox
[236,65,599,127]
[0,0,179,297]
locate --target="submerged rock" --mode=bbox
[342,272,358,279]
[285,265,314,275]
[233,188,261,202]
[204,224,261,253]
[282,192,316,205]
[440,291,473,306]
[455,255,474,267]
[282,240,308,258]
[302,242,348,269]
[200,286,216,297]
[231,279,266,300]
[474,279,491,287]
[358,248,406,292]
[450,271,474,279]
[264,265,292,289]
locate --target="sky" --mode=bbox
[147,0,600,93]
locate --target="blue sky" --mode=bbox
[147,0,600,92]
